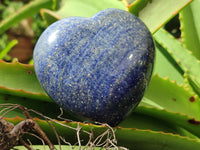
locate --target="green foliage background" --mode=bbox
[0,0,200,149]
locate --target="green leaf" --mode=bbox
[5,117,200,150]
[128,0,193,33]
[0,61,50,101]
[0,40,18,59]
[180,0,200,60]
[41,9,60,26]
[143,74,200,120]
[135,106,200,138]
[154,28,200,95]
[28,59,34,65]
[0,95,78,121]
[154,43,184,84]
[0,0,54,34]
[128,0,152,16]
[120,112,186,136]
[41,0,126,26]
[0,94,184,137]
[116,128,200,150]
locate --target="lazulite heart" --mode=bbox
[33,8,155,126]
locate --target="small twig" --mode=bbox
[0,105,14,117]
[16,105,55,150]
[29,109,77,131]
[57,108,73,122]
[46,120,62,150]
[0,104,55,150]
[96,122,117,144]
[0,105,20,119]
[33,121,55,150]
[93,129,109,147]
[106,139,119,150]
[18,105,32,119]
[26,132,47,150]
[60,136,73,149]
[19,138,33,150]
[82,123,93,150]
[76,123,82,150]
[0,104,128,150]
[27,139,33,150]
[28,109,64,150]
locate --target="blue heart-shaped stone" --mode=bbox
[33,9,155,126]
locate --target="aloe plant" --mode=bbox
[0,0,200,149]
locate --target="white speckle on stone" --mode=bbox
[128,54,133,60]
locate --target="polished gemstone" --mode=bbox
[33,9,155,126]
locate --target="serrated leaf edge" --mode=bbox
[154,29,200,94]
[0,59,33,68]
[0,86,50,101]
[152,74,199,100]
[4,116,200,143]
[137,105,200,122]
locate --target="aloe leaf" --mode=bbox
[154,28,200,95]
[28,58,34,65]
[116,128,200,150]
[0,92,194,140]
[5,117,200,150]
[0,40,18,59]
[41,9,60,26]
[0,94,184,137]
[180,0,200,60]
[119,112,186,136]
[41,0,126,26]
[128,0,193,33]
[154,43,184,84]
[0,95,82,125]
[135,106,200,138]
[0,0,54,34]
[128,0,152,16]
[0,61,50,101]
[143,74,200,120]
[0,95,73,120]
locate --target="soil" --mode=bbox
[8,34,34,64]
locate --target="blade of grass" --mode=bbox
[0,39,18,59]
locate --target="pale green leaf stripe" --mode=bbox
[180,0,200,60]
[128,0,193,33]
[154,28,200,94]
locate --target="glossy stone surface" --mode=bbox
[33,9,155,126]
